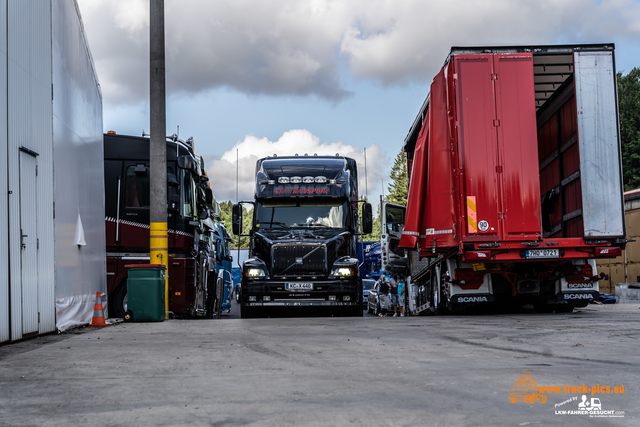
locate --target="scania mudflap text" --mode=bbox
[233,155,373,318]
[386,44,628,315]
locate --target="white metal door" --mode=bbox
[381,202,407,272]
[19,150,38,334]
[574,51,625,237]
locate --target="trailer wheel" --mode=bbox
[431,269,448,316]
[555,303,574,313]
[533,302,554,313]
[113,283,128,319]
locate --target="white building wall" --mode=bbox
[52,0,105,331]
[7,0,54,341]
[1,0,103,343]
[0,0,8,344]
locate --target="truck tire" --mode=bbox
[448,303,466,313]
[555,303,574,313]
[205,272,217,319]
[533,302,554,313]
[113,283,127,319]
[430,271,448,316]
[354,302,364,317]
[241,305,258,319]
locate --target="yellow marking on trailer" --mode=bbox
[467,196,478,233]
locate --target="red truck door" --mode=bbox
[455,53,541,242]
[455,54,501,241]
[494,53,541,241]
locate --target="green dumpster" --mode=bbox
[124,264,166,322]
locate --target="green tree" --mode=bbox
[386,149,408,206]
[619,68,640,190]
[219,200,252,249]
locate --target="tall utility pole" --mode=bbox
[150,0,169,318]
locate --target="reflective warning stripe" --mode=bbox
[467,196,477,233]
[402,231,419,236]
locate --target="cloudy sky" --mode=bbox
[76,0,640,206]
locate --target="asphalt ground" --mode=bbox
[1,303,638,426]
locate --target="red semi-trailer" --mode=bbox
[389,44,628,314]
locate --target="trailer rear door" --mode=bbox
[573,51,624,237]
[494,53,542,240]
[455,54,501,241]
[456,53,541,242]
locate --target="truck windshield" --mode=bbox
[256,201,348,229]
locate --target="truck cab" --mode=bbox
[234,155,372,318]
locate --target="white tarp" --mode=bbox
[53,0,105,331]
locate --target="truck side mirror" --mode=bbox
[363,203,373,234]
[232,204,242,236]
[205,187,213,205]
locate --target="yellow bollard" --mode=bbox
[150,222,169,318]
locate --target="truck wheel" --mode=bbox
[113,283,127,319]
[354,302,364,317]
[448,303,466,313]
[241,305,257,319]
[431,276,448,315]
[555,303,574,313]
[533,302,554,313]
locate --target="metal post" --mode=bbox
[150,0,169,318]
[364,147,368,201]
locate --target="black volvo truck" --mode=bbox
[233,155,372,318]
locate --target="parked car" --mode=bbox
[367,281,391,315]
[362,279,375,308]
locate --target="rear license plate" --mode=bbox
[286,282,313,291]
[525,249,559,259]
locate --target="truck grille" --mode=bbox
[272,244,327,276]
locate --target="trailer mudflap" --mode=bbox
[557,291,598,302]
[450,294,494,304]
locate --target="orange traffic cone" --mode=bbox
[89,292,108,327]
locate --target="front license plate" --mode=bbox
[285,282,313,291]
[525,249,559,259]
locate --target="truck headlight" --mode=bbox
[335,267,354,276]
[246,268,266,279]
[330,266,356,278]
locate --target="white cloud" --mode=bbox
[202,129,386,202]
[77,0,640,105]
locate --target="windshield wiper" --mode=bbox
[259,221,290,229]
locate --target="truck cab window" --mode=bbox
[181,169,196,218]
[385,207,405,233]
[256,202,348,229]
[125,166,150,208]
